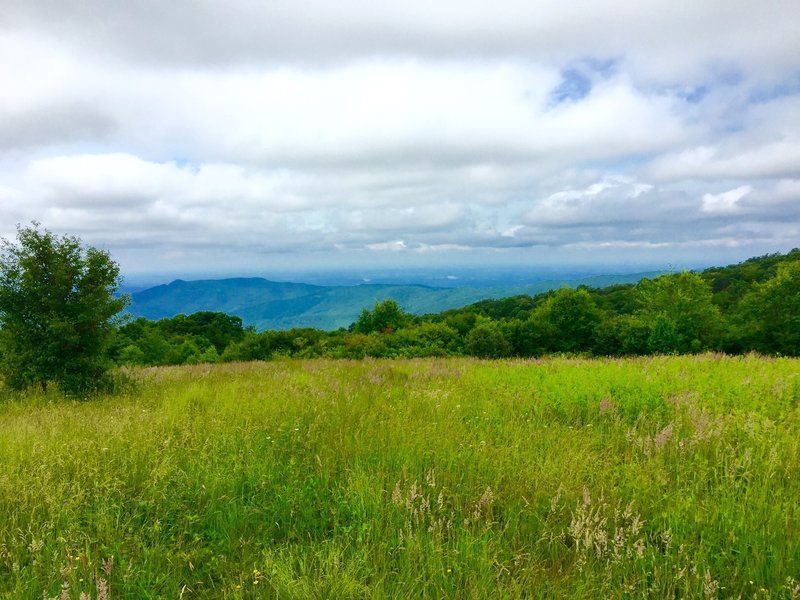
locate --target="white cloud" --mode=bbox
[650,138,800,181]
[366,240,407,252]
[415,243,471,253]
[341,203,468,232]
[523,177,690,227]
[3,1,798,82]
[702,185,752,214]
[0,49,692,167]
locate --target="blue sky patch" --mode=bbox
[550,68,593,104]
[747,74,800,104]
[549,58,618,106]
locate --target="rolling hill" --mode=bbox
[128,272,662,330]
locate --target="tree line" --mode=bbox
[110,249,800,365]
[1,224,797,395]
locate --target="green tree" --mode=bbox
[593,315,649,356]
[390,322,459,356]
[635,272,723,353]
[504,318,548,357]
[646,314,681,354]
[529,287,601,353]
[738,260,800,355]
[444,312,478,337]
[464,321,512,358]
[117,344,146,365]
[351,299,410,334]
[159,311,245,353]
[0,224,128,395]
[221,331,273,362]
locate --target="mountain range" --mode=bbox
[127,272,662,330]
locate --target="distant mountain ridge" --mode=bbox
[128,272,664,331]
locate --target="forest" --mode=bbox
[110,249,800,365]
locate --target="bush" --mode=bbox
[0,224,128,396]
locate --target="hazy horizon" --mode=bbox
[121,263,669,291]
[119,247,779,291]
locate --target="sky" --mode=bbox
[1,0,799,281]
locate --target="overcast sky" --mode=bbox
[1,1,799,279]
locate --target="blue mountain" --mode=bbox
[128,272,661,330]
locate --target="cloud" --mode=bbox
[523,177,686,227]
[0,1,798,273]
[649,139,800,181]
[366,240,407,252]
[341,203,468,233]
[3,1,798,81]
[0,47,692,169]
[702,185,752,214]
[7,154,798,270]
[513,176,800,253]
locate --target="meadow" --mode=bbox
[0,355,798,599]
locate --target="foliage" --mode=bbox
[634,272,724,353]
[157,311,245,353]
[1,356,798,598]
[529,287,602,353]
[111,312,246,365]
[0,224,128,395]
[464,320,512,358]
[350,299,410,334]
[738,260,800,354]
[104,249,800,367]
[646,314,681,354]
[700,248,800,311]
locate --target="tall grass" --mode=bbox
[0,355,798,598]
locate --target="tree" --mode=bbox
[646,314,681,354]
[0,224,128,395]
[505,318,548,357]
[159,311,245,353]
[738,260,800,355]
[634,272,723,353]
[529,287,601,353]
[464,321,512,358]
[351,299,410,334]
[605,315,650,355]
[390,322,459,356]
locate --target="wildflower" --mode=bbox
[654,423,674,448]
[96,577,109,600]
[391,481,402,505]
[425,469,436,488]
[598,396,616,415]
[103,556,114,576]
[703,572,719,599]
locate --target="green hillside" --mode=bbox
[128,272,663,330]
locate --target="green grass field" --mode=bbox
[1,356,799,599]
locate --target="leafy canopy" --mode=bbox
[351,299,410,334]
[530,287,602,353]
[634,272,723,353]
[0,224,128,395]
[738,259,800,354]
